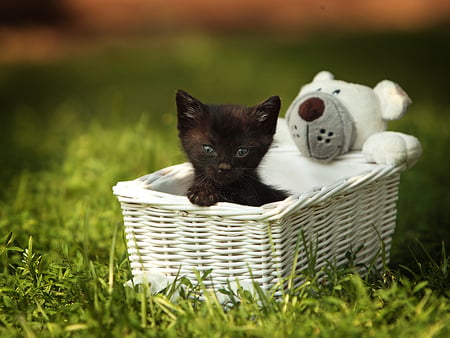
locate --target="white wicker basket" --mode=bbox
[113,149,405,293]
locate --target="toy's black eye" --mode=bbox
[332,89,341,95]
[235,147,249,158]
[202,144,216,156]
[316,88,322,91]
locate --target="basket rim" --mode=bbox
[113,156,405,221]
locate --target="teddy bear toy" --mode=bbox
[283,71,422,168]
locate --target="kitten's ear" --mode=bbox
[253,96,281,127]
[176,89,205,131]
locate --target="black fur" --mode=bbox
[176,89,288,207]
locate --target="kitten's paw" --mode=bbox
[187,186,220,206]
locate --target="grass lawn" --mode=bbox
[0,30,449,336]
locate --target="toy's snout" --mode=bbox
[298,97,324,122]
[287,92,356,161]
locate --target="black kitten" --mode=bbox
[176,89,288,207]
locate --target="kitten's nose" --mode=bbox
[218,163,231,172]
[298,97,324,122]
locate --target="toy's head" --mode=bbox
[285,71,411,161]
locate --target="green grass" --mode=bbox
[1,30,449,336]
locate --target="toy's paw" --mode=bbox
[362,131,422,168]
[187,184,220,206]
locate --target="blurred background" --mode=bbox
[0,0,449,270]
[1,0,450,60]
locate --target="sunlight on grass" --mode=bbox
[1,234,449,337]
[1,114,183,260]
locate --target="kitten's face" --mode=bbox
[176,90,281,185]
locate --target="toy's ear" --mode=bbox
[312,71,335,82]
[373,80,412,120]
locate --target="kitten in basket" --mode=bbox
[176,89,288,207]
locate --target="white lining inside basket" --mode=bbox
[136,144,380,197]
[261,145,379,194]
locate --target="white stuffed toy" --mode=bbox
[282,71,422,168]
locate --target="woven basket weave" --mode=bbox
[113,152,404,292]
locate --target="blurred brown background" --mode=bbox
[1,0,449,61]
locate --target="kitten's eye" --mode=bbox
[235,147,249,158]
[202,144,216,156]
[332,89,341,95]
